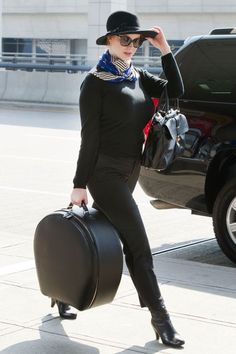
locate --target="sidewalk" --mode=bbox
[0,106,236,353]
[0,247,235,353]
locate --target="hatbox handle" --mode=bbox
[68,201,89,215]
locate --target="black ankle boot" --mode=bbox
[51,298,77,320]
[150,297,185,348]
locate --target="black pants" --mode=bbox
[87,152,161,309]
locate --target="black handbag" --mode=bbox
[141,86,189,171]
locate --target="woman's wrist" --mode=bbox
[160,44,171,56]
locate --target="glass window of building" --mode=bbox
[2,38,32,55]
[149,40,184,57]
[70,39,87,65]
[36,39,69,56]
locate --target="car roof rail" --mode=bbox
[210,28,236,35]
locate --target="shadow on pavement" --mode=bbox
[0,315,100,354]
[152,238,236,268]
[115,339,173,353]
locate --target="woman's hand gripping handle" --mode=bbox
[70,188,88,207]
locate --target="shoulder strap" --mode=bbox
[155,85,180,113]
[155,85,169,113]
[164,85,170,112]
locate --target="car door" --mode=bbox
[155,37,236,212]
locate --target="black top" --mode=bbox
[73,52,184,188]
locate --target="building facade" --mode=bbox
[1,0,236,65]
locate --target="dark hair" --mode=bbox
[105,35,112,45]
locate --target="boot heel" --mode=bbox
[151,321,160,340]
[151,317,185,347]
[155,331,160,340]
[50,298,77,320]
[57,301,77,320]
[150,303,185,348]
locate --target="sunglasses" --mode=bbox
[117,35,145,48]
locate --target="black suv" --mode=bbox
[139,28,236,263]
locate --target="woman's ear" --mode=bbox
[106,36,110,45]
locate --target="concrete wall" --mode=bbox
[3,13,87,39]
[0,70,87,105]
[135,0,236,12]
[2,0,88,13]
[4,0,236,13]
[3,0,236,41]
[140,13,236,39]
[136,0,236,39]
[2,0,236,61]
[4,10,235,43]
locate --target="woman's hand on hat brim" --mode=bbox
[145,26,171,55]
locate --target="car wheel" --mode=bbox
[213,178,236,263]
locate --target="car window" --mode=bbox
[177,38,236,103]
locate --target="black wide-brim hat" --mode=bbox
[96,11,157,45]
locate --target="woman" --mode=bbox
[71,10,185,348]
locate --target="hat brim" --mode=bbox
[96,30,157,45]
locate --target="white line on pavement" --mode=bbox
[24,134,79,140]
[0,260,35,276]
[0,154,74,163]
[0,185,68,197]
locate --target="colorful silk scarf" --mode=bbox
[91,50,138,82]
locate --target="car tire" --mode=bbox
[213,178,236,263]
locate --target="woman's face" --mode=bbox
[107,33,142,61]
